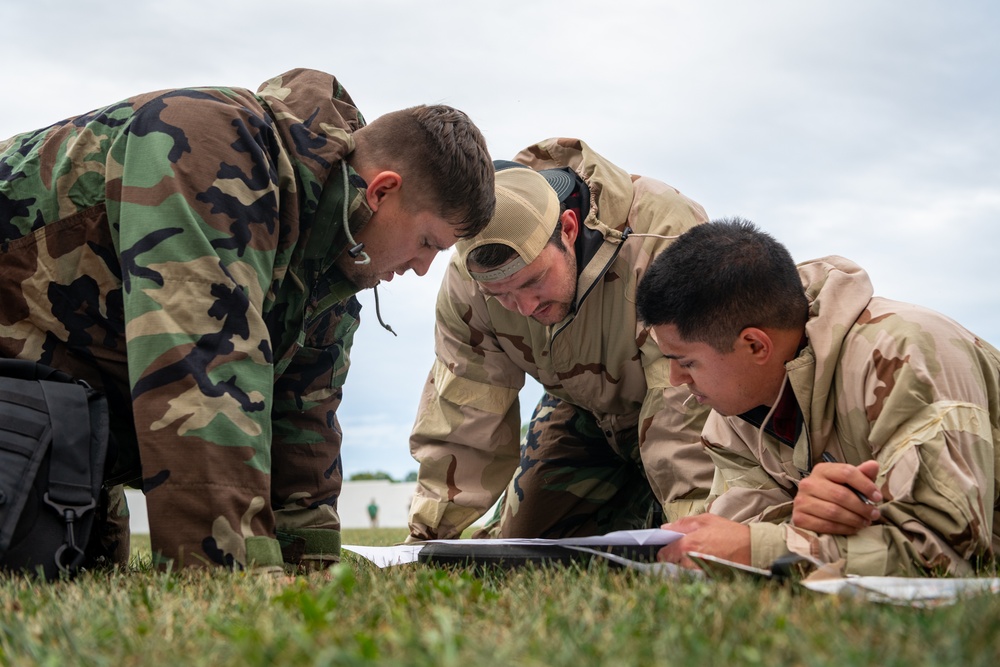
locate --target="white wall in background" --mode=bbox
[124,481,492,534]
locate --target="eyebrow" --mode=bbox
[479,271,544,297]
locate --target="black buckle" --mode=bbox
[44,492,96,573]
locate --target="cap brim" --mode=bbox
[493,159,530,172]
[493,160,577,203]
[537,168,576,201]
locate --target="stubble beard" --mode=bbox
[337,254,384,290]
[532,302,572,326]
[532,247,577,326]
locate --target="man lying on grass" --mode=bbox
[635,218,999,577]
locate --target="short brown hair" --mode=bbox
[353,105,495,237]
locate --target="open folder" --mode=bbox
[342,528,682,569]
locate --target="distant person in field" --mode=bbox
[367,499,380,529]
[635,218,1000,577]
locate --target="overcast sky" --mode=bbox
[5,1,998,480]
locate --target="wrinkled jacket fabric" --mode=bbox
[409,138,715,539]
[705,256,1000,576]
[0,68,373,569]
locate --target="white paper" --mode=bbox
[342,536,1000,607]
[342,528,683,568]
[800,576,1000,607]
[564,545,698,578]
[340,544,426,568]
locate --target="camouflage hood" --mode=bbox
[513,137,632,260]
[787,255,876,473]
[255,68,367,245]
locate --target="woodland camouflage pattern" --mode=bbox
[0,68,375,570]
[704,257,1000,576]
[409,138,716,540]
[476,392,660,538]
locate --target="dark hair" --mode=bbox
[353,105,495,237]
[635,218,809,352]
[467,209,566,269]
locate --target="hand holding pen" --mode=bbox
[792,452,883,536]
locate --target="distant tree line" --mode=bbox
[348,471,418,483]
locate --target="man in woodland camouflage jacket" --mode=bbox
[637,219,1000,576]
[408,138,715,541]
[0,68,494,571]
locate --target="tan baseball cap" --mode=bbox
[456,164,575,282]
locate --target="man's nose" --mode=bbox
[515,294,539,317]
[410,249,436,276]
[668,359,690,387]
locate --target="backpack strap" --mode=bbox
[38,379,96,573]
[0,358,49,381]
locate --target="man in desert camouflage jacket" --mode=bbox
[408,138,716,541]
[636,219,1000,576]
[0,68,494,571]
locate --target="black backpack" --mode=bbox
[0,359,109,580]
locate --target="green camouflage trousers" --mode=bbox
[475,392,659,538]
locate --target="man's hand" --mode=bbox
[793,460,882,535]
[657,514,751,568]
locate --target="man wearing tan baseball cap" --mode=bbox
[408,138,717,541]
[458,165,579,325]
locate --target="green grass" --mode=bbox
[2,529,998,666]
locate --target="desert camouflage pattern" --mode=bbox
[409,138,715,540]
[703,256,1000,576]
[0,68,372,569]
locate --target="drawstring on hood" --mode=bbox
[621,227,681,243]
[340,161,370,265]
[339,161,396,336]
[756,370,790,458]
[373,287,396,337]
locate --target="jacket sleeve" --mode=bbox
[698,414,816,569]
[749,404,996,575]
[270,294,361,553]
[408,262,524,539]
[701,412,798,523]
[749,334,998,576]
[763,359,996,575]
[109,92,286,570]
[637,351,715,521]
[630,175,717,521]
[705,395,999,575]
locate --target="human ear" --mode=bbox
[740,327,774,364]
[560,209,580,245]
[364,170,402,210]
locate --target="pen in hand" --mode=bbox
[820,452,878,506]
